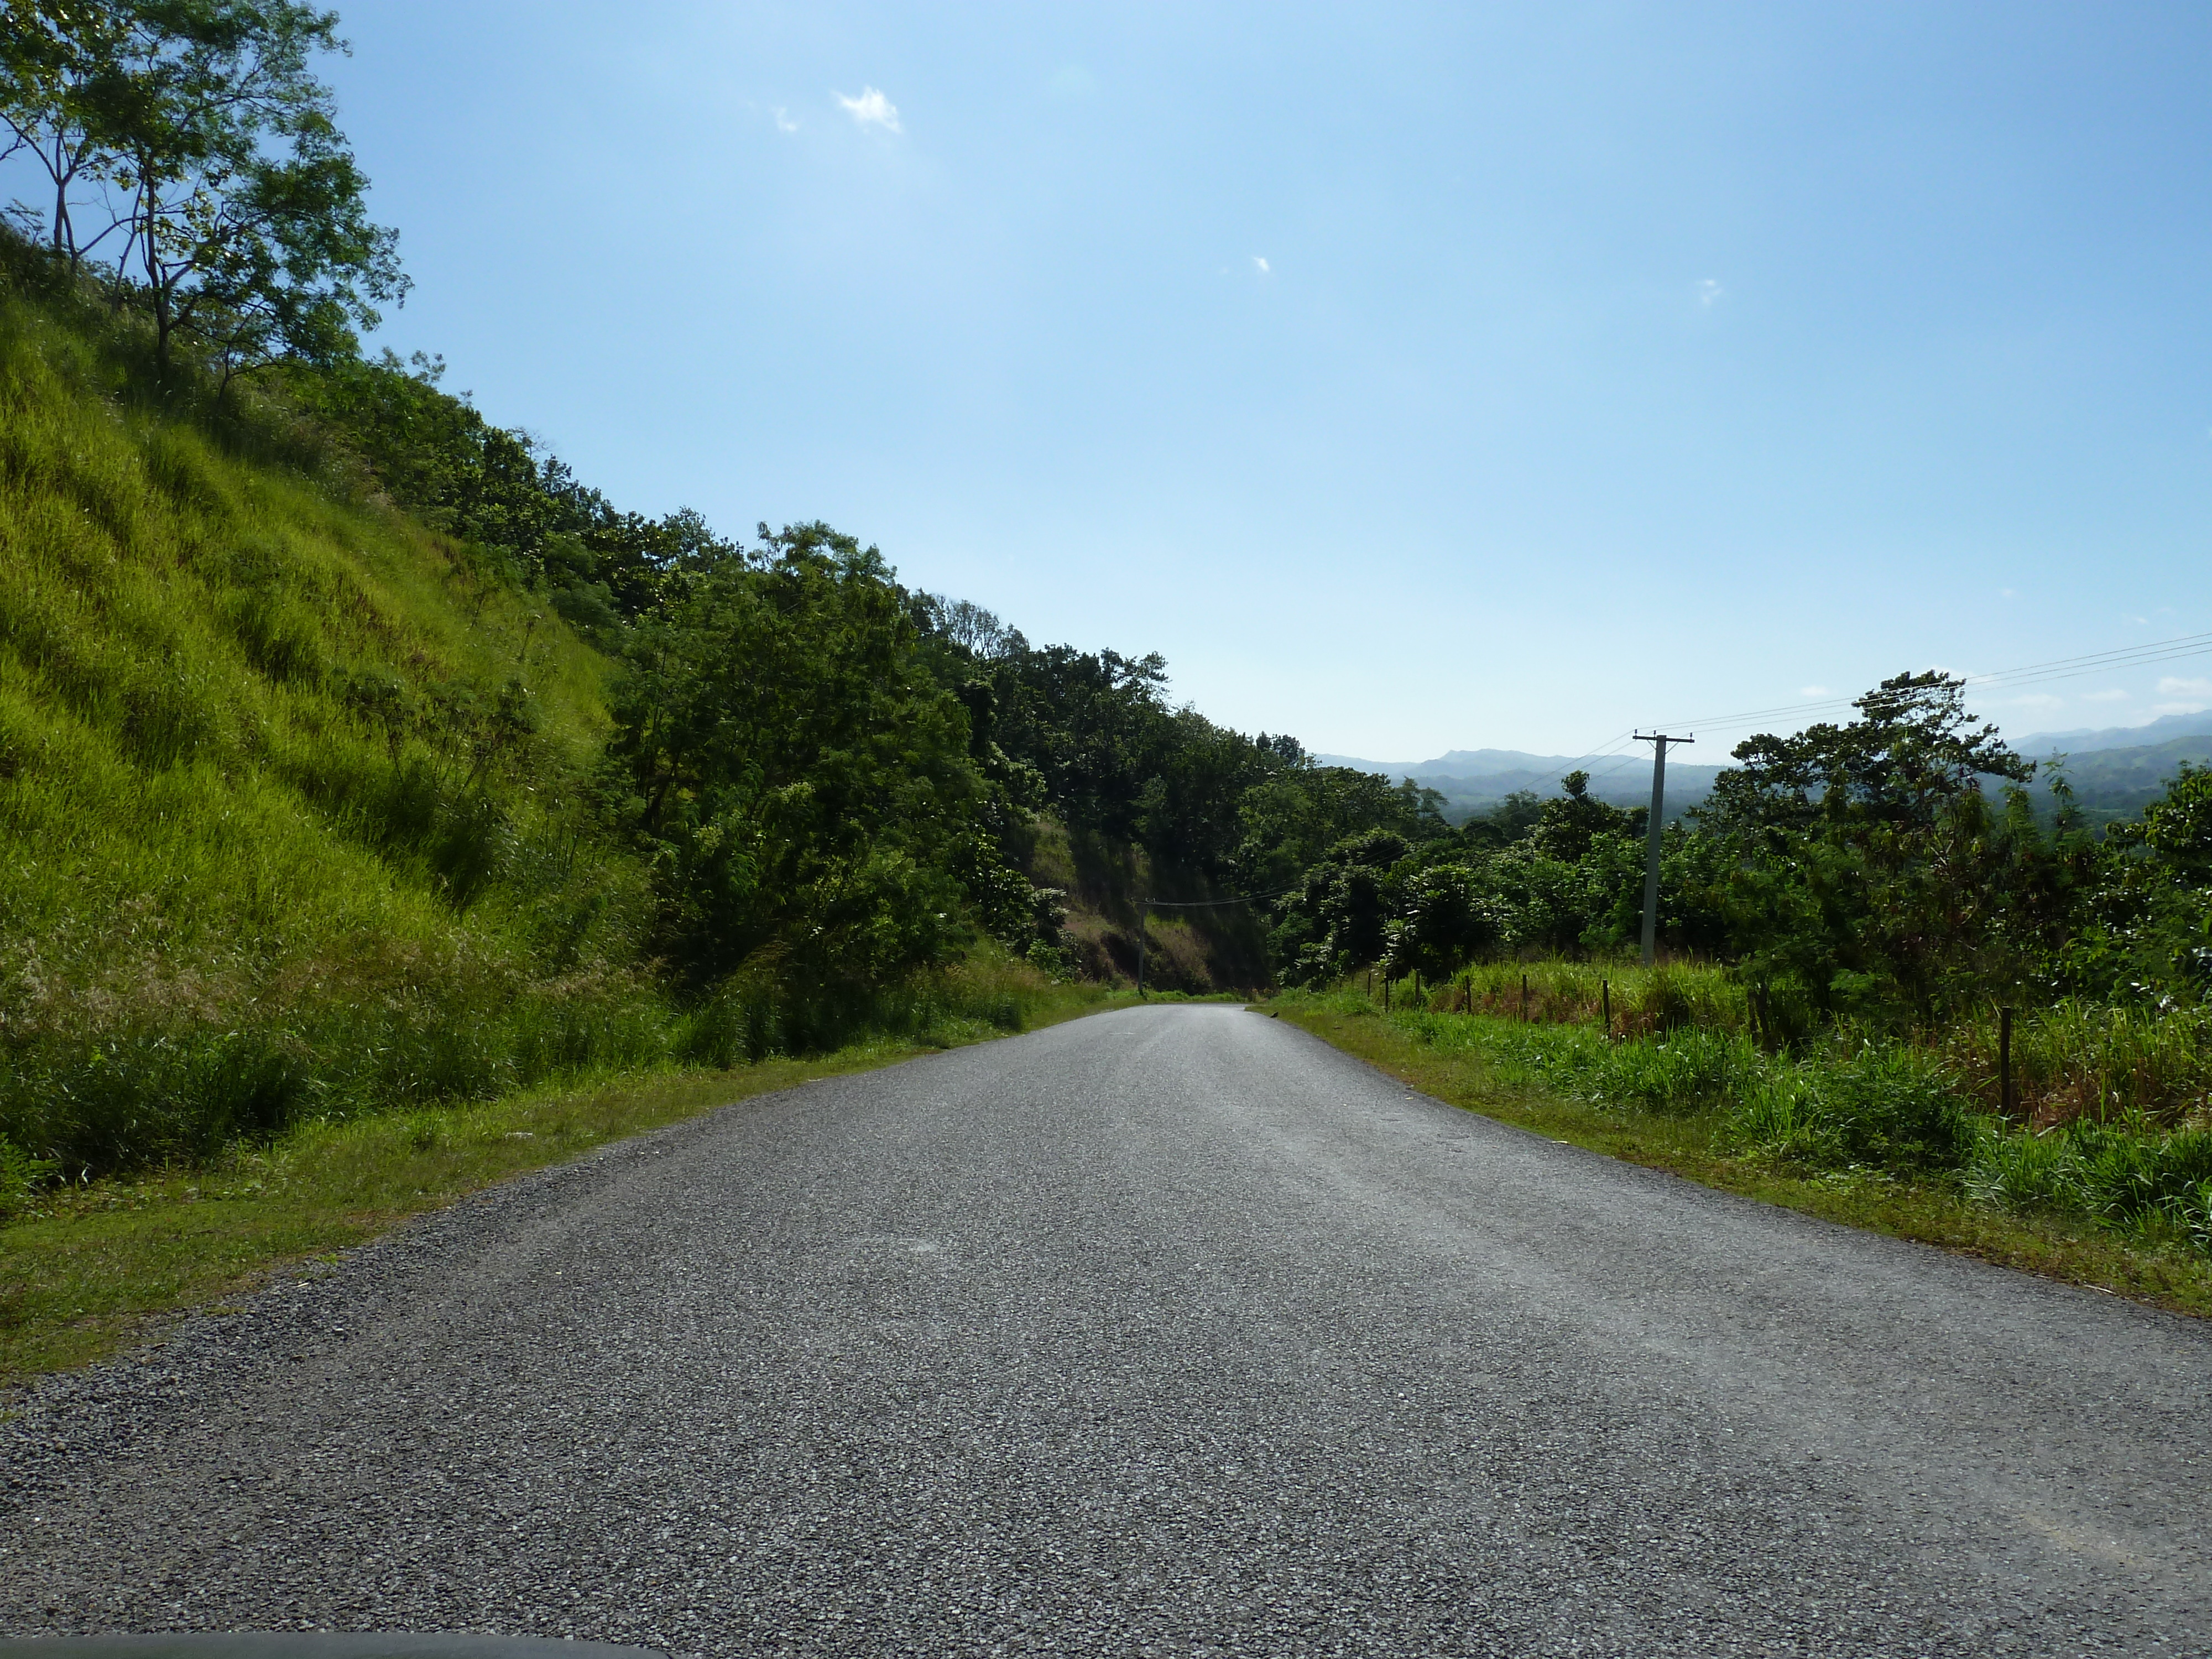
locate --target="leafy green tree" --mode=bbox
[1697,672,2078,1022]
[1700,671,2030,843]
[2067,764,2212,1002]
[1384,864,1509,980]
[1478,789,1546,843]
[2,0,405,377]
[2,0,127,268]
[1271,829,1410,983]
[604,524,995,991]
[1526,769,1640,863]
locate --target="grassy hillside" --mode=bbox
[0,279,696,1175]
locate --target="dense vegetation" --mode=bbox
[4,2,2210,1289]
[0,2,1447,1188]
[1265,669,2212,1264]
[1280,961,2212,1267]
[1276,673,2211,1026]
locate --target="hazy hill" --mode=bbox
[2015,708,2212,750]
[1312,748,1724,822]
[1326,705,2212,830]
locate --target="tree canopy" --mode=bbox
[2,0,404,376]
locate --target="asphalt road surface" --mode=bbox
[4,1004,2211,1657]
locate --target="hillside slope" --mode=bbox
[0,284,674,1171]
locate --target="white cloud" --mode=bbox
[2154,701,2211,717]
[835,87,901,133]
[1799,685,1830,698]
[1253,255,1270,274]
[2081,688,2131,702]
[2006,693,2065,711]
[1698,278,1723,306]
[774,107,798,133]
[2158,676,2212,697]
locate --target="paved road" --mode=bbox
[4,1005,2211,1657]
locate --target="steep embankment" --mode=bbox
[0,289,671,1173]
[1024,818,1272,992]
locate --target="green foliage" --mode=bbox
[1694,673,2094,1023]
[2063,763,2212,1001]
[1964,1117,2212,1253]
[604,523,994,992]
[0,1131,56,1219]
[0,269,690,1172]
[1322,954,2212,1262]
[1386,863,1510,981]
[1731,1046,1975,1172]
[1271,829,1408,981]
[1,0,406,377]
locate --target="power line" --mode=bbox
[1139,890,1297,908]
[1134,888,1298,997]
[1635,627,2212,749]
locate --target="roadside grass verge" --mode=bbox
[0,982,1126,1389]
[1267,987,2212,1319]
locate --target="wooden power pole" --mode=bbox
[1633,732,1693,968]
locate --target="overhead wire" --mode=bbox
[1625,627,2212,753]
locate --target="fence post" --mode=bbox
[1601,979,1611,1043]
[1521,972,1529,1024]
[2000,1005,2015,1120]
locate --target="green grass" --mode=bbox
[0,979,1128,1387]
[1270,984,2212,1318]
[0,266,687,1175]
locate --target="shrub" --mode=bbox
[0,1133,56,1221]
[1729,1046,1973,1173]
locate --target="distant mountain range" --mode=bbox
[2013,707,2212,753]
[1317,708,2212,827]
[1310,748,1726,821]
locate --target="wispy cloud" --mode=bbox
[774,107,798,133]
[2081,688,2131,703]
[1799,685,1830,698]
[2158,676,2212,698]
[1697,278,1723,306]
[835,87,901,133]
[1253,255,1270,275]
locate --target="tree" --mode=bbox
[1700,671,2031,844]
[1270,829,1410,983]
[2067,764,2212,1002]
[1526,769,1639,864]
[1384,864,1509,980]
[1,0,405,378]
[1697,672,2060,1023]
[1,0,129,269]
[603,524,997,991]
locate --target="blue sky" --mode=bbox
[151,5,2212,754]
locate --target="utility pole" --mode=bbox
[1632,732,1693,968]
[1136,899,1147,997]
